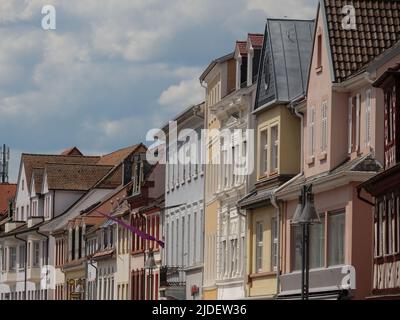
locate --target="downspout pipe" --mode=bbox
[270,98,305,296]
[14,234,27,300]
[36,230,49,300]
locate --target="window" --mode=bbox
[9,247,17,271]
[32,242,40,267]
[348,95,361,153]
[271,218,278,272]
[261,129,268,174]
[365,90,372,147]
[1,247,6,271]
[328,211,346,266]
[308,108,316,156]
[19,245,26,269]
[321,101,328,152]
[271,125,279,172]
[256,222,263,272]
[292,215,326,271]
[310,216,325,269]
[292,226,302,271]
[385,87,396,144]
[21,206,24,221]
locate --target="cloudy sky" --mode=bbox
[0,0,317,182]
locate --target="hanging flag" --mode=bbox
[95,210,165,248]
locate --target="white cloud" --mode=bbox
[0,0,318,174]
[246,0,317,19]
[158,78,204,112]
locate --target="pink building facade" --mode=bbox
[276,0,400,300]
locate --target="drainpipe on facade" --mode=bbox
[36,230,49,300]
[14,234,27,300]
[269,99,305,296]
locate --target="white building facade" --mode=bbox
[162,103,205,300]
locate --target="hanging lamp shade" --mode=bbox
[291,196,303,225]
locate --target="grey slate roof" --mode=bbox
[255,19,315,110]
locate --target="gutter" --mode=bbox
[14,234,27,300]
[357,187,374,207]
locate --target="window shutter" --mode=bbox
[365,90,371,147]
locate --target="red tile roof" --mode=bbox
[323,0,400,82]
[248,33,264,48]
[0,183,16,215]
[97,144,143,166]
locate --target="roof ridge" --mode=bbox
[22,153,100,158]
[100,144,140,157]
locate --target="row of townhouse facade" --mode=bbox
[1,0,400,301]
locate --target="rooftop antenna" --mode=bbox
[0,144,10,183]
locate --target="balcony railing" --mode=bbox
[160,266,186,287]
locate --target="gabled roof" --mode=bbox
[44,163,113,191]
[255,19,315,110]
[0,183,16,215]
[61,147,83,156]
[21,154,100,190]
[199,52,235,82]
[321,0,400,83]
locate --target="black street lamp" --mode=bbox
[144,249,156,300]
[291,184,320,300]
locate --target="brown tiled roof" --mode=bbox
[45,163,113,191]
[61,147,83,156]
[248,33,264,48]
[236,41,248,56]
[21,154,100,189]
[323,0,400,82]
[0,183,16,215]
[96,144,142,166]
